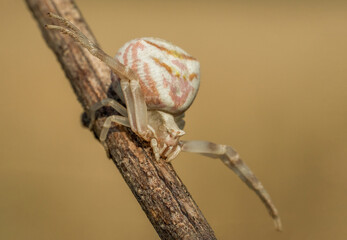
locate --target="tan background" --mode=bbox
[1,0,347,239]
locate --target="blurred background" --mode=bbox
[1,0,347,239]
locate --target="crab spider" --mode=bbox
[46,13,281,230]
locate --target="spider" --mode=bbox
[46,12,281,230]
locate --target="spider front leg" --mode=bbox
[46,13,137,80]
[120,78,162,160]
[46,13,158,158]
[181,140,282,231]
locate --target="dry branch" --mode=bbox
[25,0,217,239]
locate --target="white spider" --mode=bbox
[46,13,281,230]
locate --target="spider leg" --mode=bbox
[99,115,130,157]
[120,79,160,160]
[89,98,128,129]
[120,79,149,137]
[46,13,138,81]
[181,140,282,231]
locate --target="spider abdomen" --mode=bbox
[111,37,200,115]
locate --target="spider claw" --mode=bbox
[159,143,167,155]
[274,217,282,231]
[166,145,181,162]
[164,146,173,158]
[154,152,160,161]
[150,138,160,161]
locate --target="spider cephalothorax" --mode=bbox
[146,110,185,160]
[46,13,282,230]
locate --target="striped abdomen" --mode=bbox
[111,37,200,115]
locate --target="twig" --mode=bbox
[25,0,217,239]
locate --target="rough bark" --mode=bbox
[25,0,217,239]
